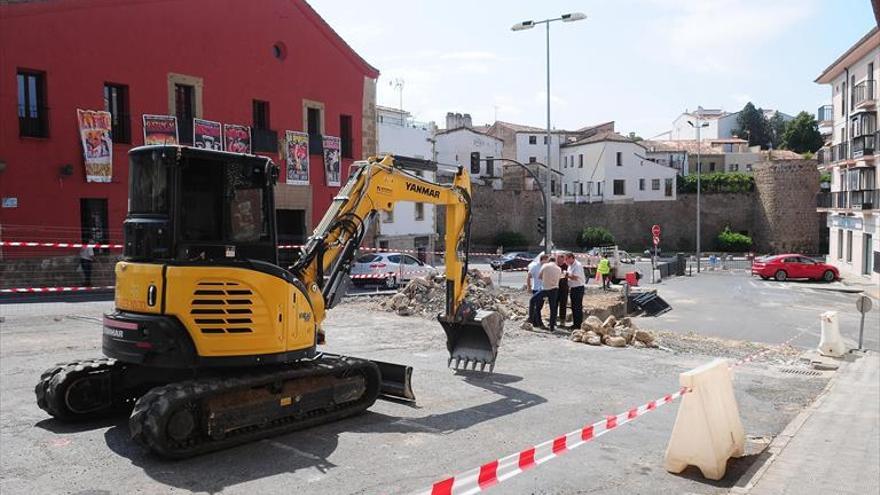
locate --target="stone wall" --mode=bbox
[465,159,822,253]
[0,254,120,289]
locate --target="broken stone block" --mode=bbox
[584,331,602,346]
[604,335,627,348]
[633,329,656,345]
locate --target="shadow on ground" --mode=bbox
[68,371,547,493]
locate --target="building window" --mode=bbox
[616,152,622,166]
[529,156,537,163]
[597,181,603,196]
[306,105,323,154]
[17,70,48,137]
[486,156,494,177]
[543,135,548,145]
[837,229,844,260]
[564,183,569,195]
[174,83,195,144]
[415,202,424,221]
[253,100,270,130]
[251,100,278,153]
[846,230,853,262]
[639,178,645,191]
[665,178,673,197]
[103,83,130,143]
[652,178,660,190]
[613,179,625,195]
[340,114,353,158]
[578,182,583,195]
[709,162,716,172]
[383,210,394,223]
[579,154,583,168]
[731,164,739,171]
[80,198,109,244]
[529,135,537,144]
[746,164,753,171]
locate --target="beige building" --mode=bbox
[815,26,879,284]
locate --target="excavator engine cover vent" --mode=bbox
[439,310,504,372]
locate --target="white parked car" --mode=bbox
[350,252,437,288]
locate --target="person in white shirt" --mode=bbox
[565,253,586,329]
[526,254,548,328]
[79,239,96,287]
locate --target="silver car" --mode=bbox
[350,252,437,288]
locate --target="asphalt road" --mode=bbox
[1,292,830,495]
[641,271,880,352]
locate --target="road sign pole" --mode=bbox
[856,294,873,350]
[859,311,866,350]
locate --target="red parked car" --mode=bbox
[751,254,839,282]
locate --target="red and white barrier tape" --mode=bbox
[0,241,123,249]
[418,387,688,495]
[0,285,115,294]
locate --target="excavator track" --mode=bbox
[35,357,129,421]
[129,355,381,458]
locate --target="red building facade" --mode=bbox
[0,0,379,253]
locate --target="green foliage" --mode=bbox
[677,172,755,193]
[781,111,824,153]
[716,227,752,252]
[495,231,528,249]
[767,112,789,150]
[576,227,615,249]
[627,131,643,142]
[819,172,831,184]
[733,102,772,149]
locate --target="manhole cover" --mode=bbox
[778,367,822,376]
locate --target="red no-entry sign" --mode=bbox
[651,224,661,237]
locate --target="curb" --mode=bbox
[806,285,865,294]
[729,357,847,494]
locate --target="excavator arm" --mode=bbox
[290,155,503,371]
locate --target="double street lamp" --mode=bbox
[687,113,709,273]
[512,12,586,252]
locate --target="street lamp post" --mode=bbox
[512,12,586,252]
[687,112,709,273]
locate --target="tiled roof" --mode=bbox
[563,131,644,148]
[640,140,723,154]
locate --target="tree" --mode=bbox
[781,111,823,153]
[716,227,752,252]
[767,112,788,150]
[627,131,643,142]
[733,102,771,149]
[576,227,614,249]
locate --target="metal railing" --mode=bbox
[852,80,876,108]
[832,142,849,162]
[852,189,879,210]
[252,128,278,153]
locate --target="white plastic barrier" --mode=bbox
[818,310,846,357]
[664,358,745,480]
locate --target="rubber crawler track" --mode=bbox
[129,355,381,458]
[35,357,124,421]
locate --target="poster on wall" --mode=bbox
[193,118,223,150]
[285,130,310,185]
[76,109,113,183]
[223,124,251,154]
[142,114,178,145]
[323,135,341,186]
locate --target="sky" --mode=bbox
[308,0,877,138]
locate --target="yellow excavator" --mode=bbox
[35,146,503,457]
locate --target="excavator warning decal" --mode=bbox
[406,182,440,198]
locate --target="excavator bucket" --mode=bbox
[439,310,504,372]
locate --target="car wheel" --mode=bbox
[822,270,835,282]
[774,270,787,282]
[384,275,398,290]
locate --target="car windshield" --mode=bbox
[357,254,380,263]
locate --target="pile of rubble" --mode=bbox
[569,315,659,348]
[377,270,529,320]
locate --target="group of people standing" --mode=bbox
[526,252,586,332]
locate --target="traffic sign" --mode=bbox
[653,235,660,246]
[856,294,873,314]
[651,224,661,237]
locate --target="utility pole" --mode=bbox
[688,110,709,273]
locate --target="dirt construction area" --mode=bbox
[1,286,831,495]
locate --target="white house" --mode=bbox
[559,132,677,203]
[660,107,793,142]
[815,26,879,284]
[375,105,438,261]
[434,126,504,188]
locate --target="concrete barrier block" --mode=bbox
[818,310,846,357]
[664,358,745,480]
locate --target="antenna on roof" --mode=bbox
[389,78,405,111]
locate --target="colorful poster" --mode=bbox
[323,135,341,186]
[142,114,178,145]
[285,130,310,185]
[193,118,223,150]
[76,109,113,183]
[223,124,251,154]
